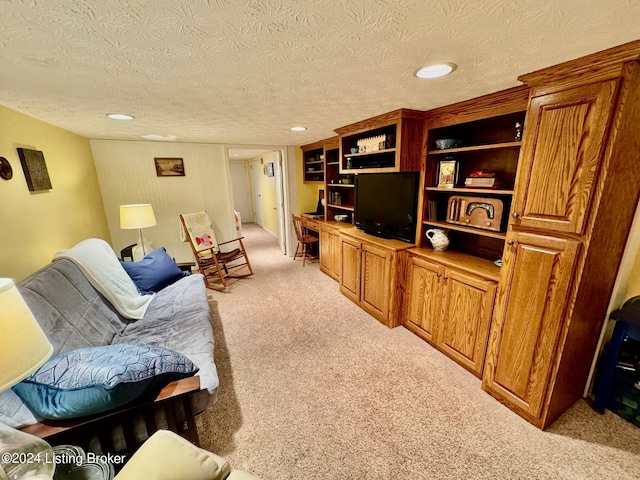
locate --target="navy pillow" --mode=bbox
[12,343,198,420]
[121,247,185,293]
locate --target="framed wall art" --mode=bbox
[154,158,185,177]
[17,148,52,191]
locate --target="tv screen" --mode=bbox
[354,172,419,243]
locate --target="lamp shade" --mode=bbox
[120,204,157,230]
[0,279,53,392]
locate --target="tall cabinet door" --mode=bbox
[511,80,617,235]
[483,232,580,420]
[360,243,393,321]
[403,256,443,341]
[438,269,497,375]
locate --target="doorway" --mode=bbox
[227,147,291,256]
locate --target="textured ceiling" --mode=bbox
[2,0,640,146]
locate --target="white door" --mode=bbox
[229,162,252,223]
[274,151,286,254]
[250,159,263,227]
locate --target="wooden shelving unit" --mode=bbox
[420,102,528,262]
[301,140,325,183]
[335,109,424,174]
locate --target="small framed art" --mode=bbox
[437,159,458,188]
[154,158,185,177]
[17,148,52,191]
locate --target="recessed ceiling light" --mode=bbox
[107,113,134,120]
[290,126,307,132]
[415,63,457,79]
[232,154,240,157]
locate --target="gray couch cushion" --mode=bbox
[114,273,219,394]
[18,259,127,355]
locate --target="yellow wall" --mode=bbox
[0,106,110,281]
[260,152,278,235]
[295,147,322,215]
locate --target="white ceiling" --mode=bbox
[2,0,640,147]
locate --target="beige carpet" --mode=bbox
[196,223,640,480]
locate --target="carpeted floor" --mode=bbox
[196,223,640,480]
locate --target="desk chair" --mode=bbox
[292,215,319,267]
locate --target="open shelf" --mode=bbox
[344,148,397,157]
[427,141,522,155]
[423,220,506,240]
[425,187,514,194]
[328,204,354,211]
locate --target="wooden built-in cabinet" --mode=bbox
[482,53,640,428]
[301,42,640,430]
[404,249,498,376]
[335,109,424,174]
[339,227,412,328]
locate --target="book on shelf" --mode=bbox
[428,201,439,221]
[464,177,497,187]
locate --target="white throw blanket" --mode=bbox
[52,238,154,320]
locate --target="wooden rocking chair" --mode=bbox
[179,211,254,291]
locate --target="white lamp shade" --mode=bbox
[120,204,157,229]
[0,279,53,392]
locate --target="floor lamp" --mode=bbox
[0,278,55,480]
[119,204,157,261]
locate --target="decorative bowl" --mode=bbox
[334,214,349,222]
[435,138,462,150]
[350,147,359,154]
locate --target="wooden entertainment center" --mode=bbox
[300,41,640,429]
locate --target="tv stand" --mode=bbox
[338,227,414,328]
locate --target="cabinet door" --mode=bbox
[438,269,497,375]
[319,228,333,276]
[330,232,342,280]
[482,232,580,419]
[360,243,393,322]
[512,81,617,234]
[403,256,443,341]
[339,236,361,304]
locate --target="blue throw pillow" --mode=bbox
[121,247,185,294]
[12,343,198,420]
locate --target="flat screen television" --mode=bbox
[354,172,419,243]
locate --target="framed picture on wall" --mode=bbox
[154,157,185,176]
[266,162,274,177]
[17,148,52,191]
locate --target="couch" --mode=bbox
[0,253,218,429]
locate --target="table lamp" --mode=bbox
[119,203,157,261]
[0,278,55,480]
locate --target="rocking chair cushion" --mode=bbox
[122,247,185,294]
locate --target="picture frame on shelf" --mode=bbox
[437,159,458,188]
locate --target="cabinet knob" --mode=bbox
[512,212,520,218]
[507,240,514,246]
[436,273,441,278]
